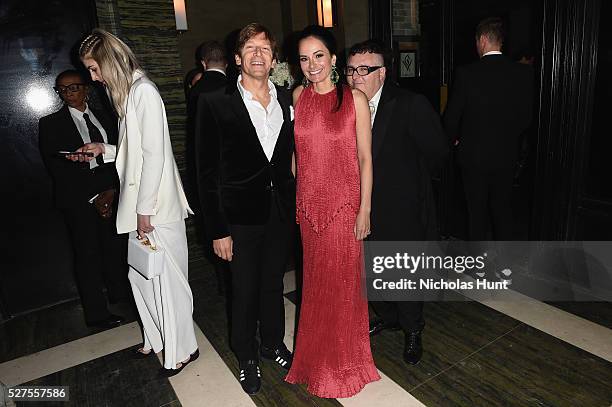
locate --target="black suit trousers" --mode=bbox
[62,202,129,323]
[461,167,515,241]
[229,194,291,361]
[370,301,425,333]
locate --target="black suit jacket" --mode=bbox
[443,54,533,170]
[195,83,295,239]
[39,105,118,209]
[188,70,228,111]
[185,70,229,206]
[370,83,449,240]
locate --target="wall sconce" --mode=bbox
[317,0,337,28]
[174,0,188,31]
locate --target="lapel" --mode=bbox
[118,70,146,149]
[371,83,397,159]
[228,87,268,164]
[270,85,291,163]
[59,105,88,149]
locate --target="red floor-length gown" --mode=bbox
[285,85,380,398]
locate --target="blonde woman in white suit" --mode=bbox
[75,29,198,376]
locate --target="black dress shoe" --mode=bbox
[238,359,261,395]
[403,330,423,365]
[159,349,200,378]
[369,318,400,336]
[86,314,124,329]
[261,345,292,370]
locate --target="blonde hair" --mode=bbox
[79,29,141,117]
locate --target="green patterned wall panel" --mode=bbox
[95,0,187,171]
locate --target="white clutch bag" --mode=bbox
[127,231,165,279]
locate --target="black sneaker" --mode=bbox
[238,359,261,395]
[260,345,293,370]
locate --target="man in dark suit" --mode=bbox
[347,41,449,365]
[190,41,228,100]
[185,41,230,294]
[196,23,294,395]
[444,17,533,250]
[186,40,229,205]
[39,70,128,329]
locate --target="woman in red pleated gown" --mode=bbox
[284,25,380,398]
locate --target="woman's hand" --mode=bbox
[137,214,154,239]
[213,236,233,261]
[66,142,105,162]
[354,209,371,241]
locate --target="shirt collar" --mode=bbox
[237,74,277,101]
[68,104,91,120]
[369,85,384,107]
[482,50,503,57]
[206,68,226,76]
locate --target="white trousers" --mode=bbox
[128,220,198,369]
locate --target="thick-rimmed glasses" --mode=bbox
[344,65,383,76]
[53,83,86,94]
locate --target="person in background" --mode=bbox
[185,40,231,296]
[444,17,533,282]
[346,40,449,365]
[39,69,129,329]
[285,25,380,398]
[76,29,198,377]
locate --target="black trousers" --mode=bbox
[461,167,515,241]
[62,202,129,323]
[229,197,291,361]
[370,301,424,333]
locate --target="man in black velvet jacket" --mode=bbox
[347,41,449,365]
[195,23,294,395]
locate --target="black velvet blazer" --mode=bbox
[195,82,295,239]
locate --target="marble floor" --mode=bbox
[1,243,611,406]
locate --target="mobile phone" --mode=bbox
[57,151,94,157]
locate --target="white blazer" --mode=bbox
[105,70,192,234]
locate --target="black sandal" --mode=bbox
[159,349,200,377]
[132,346,154,359]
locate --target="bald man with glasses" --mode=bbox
[346,40,449,365]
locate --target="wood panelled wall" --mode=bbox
[95,0,187,171]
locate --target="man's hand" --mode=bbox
[137,214,154,239]
[213,236,233,261]
[94,189,115,219]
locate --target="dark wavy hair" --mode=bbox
[298,25,343,112]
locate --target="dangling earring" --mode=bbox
[302,76,310,88]
[330,65,339,85]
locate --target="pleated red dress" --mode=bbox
[285,84,380,398]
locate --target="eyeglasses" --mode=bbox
[53,83,86,94]
[344,66,383,76]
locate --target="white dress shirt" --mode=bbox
[368,85,384,127]
[482,50,503,57]
[236,75,283,161]
[206,68,226,76]
[68,104,109,169]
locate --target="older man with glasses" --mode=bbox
[346,40,449,365]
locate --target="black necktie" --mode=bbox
[83,113,105,166]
